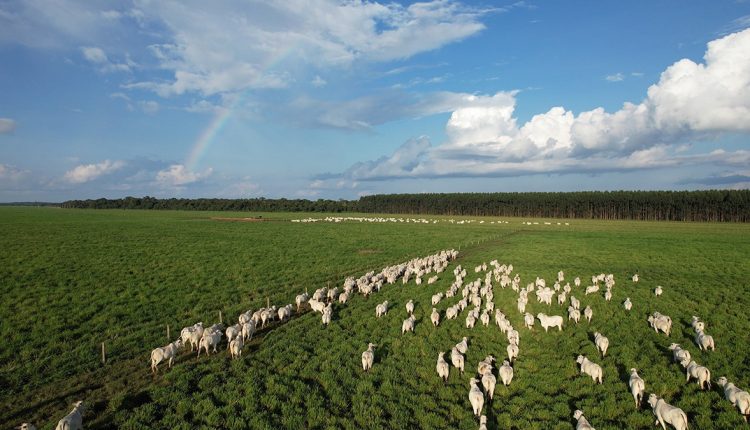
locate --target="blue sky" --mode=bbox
[1,1,749,201]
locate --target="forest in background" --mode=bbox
[58,190,750,222]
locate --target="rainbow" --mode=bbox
[183,44,302,171]
[184,99,238,171]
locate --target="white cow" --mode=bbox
[229,336,244,359]
[436,352,450,382]
[469,378,484,417]
[629,368,645,408]
[593,332,609,357]
[150,339,182,373]
[717,377,750,422]
[198,331,222,357]
[499,360,514,386]
[648,394,688,430]
[573,409,596,430]
[362,343,376,371]
[576,355,602,384]
[537,313,563,332]
[295,293,309,311]
[55,401,84,430]
[451,347,465,373]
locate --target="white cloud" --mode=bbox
[63,160,125,184]
[81,46,107,63]
[343,136,432,180]
[330,29,750,181]
[138,100,159,114]
[185,99,222,113]
[647,29,750,132]
[286,90,499,131]
[0,118,16,134]
[110,93,159,114]
[719,14,750,36]
[311,75,327,88]
[101,10,122,20]
[0,1,120,48]
[155,164,212,187]
[80,46,133,73]
[110,92,130,101]
[0,164,27,181]
[125,0,488,96]
[605,72,624,82]
[445,92,518,147]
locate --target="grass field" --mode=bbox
[1,207,749,429]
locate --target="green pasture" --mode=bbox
[0,207,748,429]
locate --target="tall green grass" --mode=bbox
[0,208,748,429]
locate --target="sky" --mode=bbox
[1,1,749,202]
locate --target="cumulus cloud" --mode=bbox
[123,0,489,96]
[445,92,518,147]
[155,164,213,187]
[648,30,750,132]
[0,118,16,134]
[63,160,126,184]
[330,29,750,181]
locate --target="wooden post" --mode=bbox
[219,311,223,324]
[305,286,308,295]
[166,324,170,340]
[101,342,106,365]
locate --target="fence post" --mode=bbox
[166,324,170,340]
[101,342,106,365]
[267,297,270,308]
[219,311,223,324]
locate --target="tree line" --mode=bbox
[60,196,356,212]
[60,190,750,222]
[356,191,750,222]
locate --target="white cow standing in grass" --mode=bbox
[55,401,84,430]
[198,330,222,357]
[629,368,645,408]
[469,378,484,418]
[648,394,688,430]
[537,313,563,331]
[151,339,182,373]
[362,343,376,372]
[229,336,244,359]
[717,377,750,422]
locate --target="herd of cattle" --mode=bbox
[18,248,749,429]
